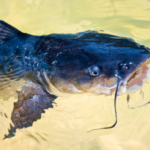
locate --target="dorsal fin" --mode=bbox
[0,20,22,41]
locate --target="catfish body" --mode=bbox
[0,20,150,94]
[0,22,38,86]
[1,20,150,137]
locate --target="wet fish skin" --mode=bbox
[38,33,150,94]
[0,22,39,84]
[1,20,150,137]
[0,20,150,94]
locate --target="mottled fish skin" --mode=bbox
[35,32,150,94]
[1,20,150,137]
[0,20,150,94]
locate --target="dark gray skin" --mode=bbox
[0,20,150,138]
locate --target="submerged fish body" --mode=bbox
[0,20,150,137]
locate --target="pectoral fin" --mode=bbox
[4,84,57,139]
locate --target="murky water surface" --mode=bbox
[0,0,150,149]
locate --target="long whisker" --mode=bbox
[87,77,122,132]
[127,94,150,109]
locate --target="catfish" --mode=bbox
[0,20,150,138]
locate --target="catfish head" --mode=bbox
[43,32,150,96]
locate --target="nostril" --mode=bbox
[118,63,129,70]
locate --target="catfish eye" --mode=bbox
[88,65,101,77]
[118,63,129,70]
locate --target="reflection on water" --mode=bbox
[0,0,150,149]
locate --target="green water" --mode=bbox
[0,0,150,150]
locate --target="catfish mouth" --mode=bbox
[123,57,150,93]
[102,57,150,94]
